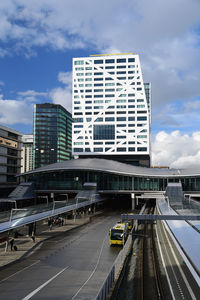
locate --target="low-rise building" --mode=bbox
[0,125,22,196]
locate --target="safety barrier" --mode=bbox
[95,235,132,300]
[95,204,146,300]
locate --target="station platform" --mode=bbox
[0,214,93,268]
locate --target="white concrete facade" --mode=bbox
[72,53,150,157]
[21,134,33,173]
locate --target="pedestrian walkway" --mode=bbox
[0,214,92,268]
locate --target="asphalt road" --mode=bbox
[0,212,121,300]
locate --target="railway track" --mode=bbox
[139,206,164,300]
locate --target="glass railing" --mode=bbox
[0,197,94,224]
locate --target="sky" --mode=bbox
[0,0,200,168]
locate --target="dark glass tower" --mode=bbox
[33,103,72,169]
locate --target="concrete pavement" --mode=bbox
[0,214,92,268]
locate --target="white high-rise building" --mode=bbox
[72,53,151,166]
[21,134,33,173]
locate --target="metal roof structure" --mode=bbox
[20,158,200,178]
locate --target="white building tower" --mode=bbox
[72,53,151,167]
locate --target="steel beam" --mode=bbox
[121,214,200,221]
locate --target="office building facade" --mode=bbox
[72,53,151,166]
[0,125,22,196]
[33,103,72,169]
[21,134,34,173]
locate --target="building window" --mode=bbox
[128,147,135,151]
[94,78,103,81]
[138,147,147,151]
[93,125,115,140]
[105,59,115,63]
[105,66,115,69]
[74,60,84,65]
[137,135,147,138]
[117,117,126,121]
[105,117,115,121]
[117,58,126,63]
[95,117,103,122]
[94,148,103,152]
[128,58,135,62]
[137,116,147,121]
[94,60,103,64]
[94,89,103,92]
[137,111,147,114]
[94,94,103,98]
[117,65,126,69]
[117,71,126,74]
[94,83,103,86]
[73,148,83,152]
[105,83,115,86]
[117,147,126,151]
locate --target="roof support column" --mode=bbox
[131,193,135,210]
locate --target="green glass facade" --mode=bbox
[22,169,200,193]
[33,103,72,169]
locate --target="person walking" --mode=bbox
[10,238,14,251]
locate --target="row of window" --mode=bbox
[75,69,136,76]
[76,76,138,81]
[74,140,138,145]
[74,58,135,65]
[74,134,147,143]
[74,115,147,120]
[73,147,147,152]
[74,85,141,95]
[75,71,136,77]
[74,105,146,111]
[74,97,143,102]
[74,82,137,87]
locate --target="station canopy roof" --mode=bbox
[19,158,200,178]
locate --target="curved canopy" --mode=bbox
[20,158,200,178]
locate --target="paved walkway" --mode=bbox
[0,214,92,268]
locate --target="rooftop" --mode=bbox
[20,158,200,178]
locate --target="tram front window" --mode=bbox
[111,229,123,240]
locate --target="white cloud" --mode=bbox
[17,89,48,101]
[58,71,72,86]
[0,98,33,125]
[50,71,72,112]
[152,131,200,168]
[0,0,199,113]
[0,70,72,129]
[50,87,72,112]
